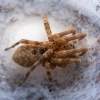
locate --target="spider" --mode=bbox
[5,16,88,85]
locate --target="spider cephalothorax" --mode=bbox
[5,16,88,85]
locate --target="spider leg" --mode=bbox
[42,60,56,70]
[51,58,81,66]
[64,33,87,42]
[19,49,53,86]
[63,54,79,58]
[69,40,77,44]
[79,52,87,56]
[58,43,75,51]
[54,33,87,45]
[44,15,52,40]
[50,54,79,68]
[44,15,76,42]
[44,61,53,82]
[49,29,76,41]
[5,39,41,51]
[54,47,88,58]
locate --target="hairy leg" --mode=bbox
[54,47,88,58]
[44,15,52,40]
[19,49,53,85]
[69,40,77,44]
[44,15,76,42]
[58,40,77,50]
[49,29,76,41]
[53,33,87,46]
[58,43,76,51]
[5,39,41,50]
[44,61,53,82]
[51,58,81,65]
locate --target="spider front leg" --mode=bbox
[49,28,76,41]
[51,58,81,67]
[69,40,77,45]
[19,49,53,86]
[54,33,87,45]
[44,16,76,42]
[44,15,52,40]
[5,39,41,50]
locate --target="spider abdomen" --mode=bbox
[12,44,46,68]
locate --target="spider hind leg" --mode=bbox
[5,39,41,51]
[44,61,53,82]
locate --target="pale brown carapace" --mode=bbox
[5,16,88,85]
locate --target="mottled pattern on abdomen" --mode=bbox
[12,45,43,68]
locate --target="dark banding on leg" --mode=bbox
[45,62,52,82]
[19,56,44,86]
[44,15,52,41]
[5,39,41,51]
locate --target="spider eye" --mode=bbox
[32,50,37,54]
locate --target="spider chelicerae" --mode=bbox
[5,16,88,85]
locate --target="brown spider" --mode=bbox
[5,16,88,85]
